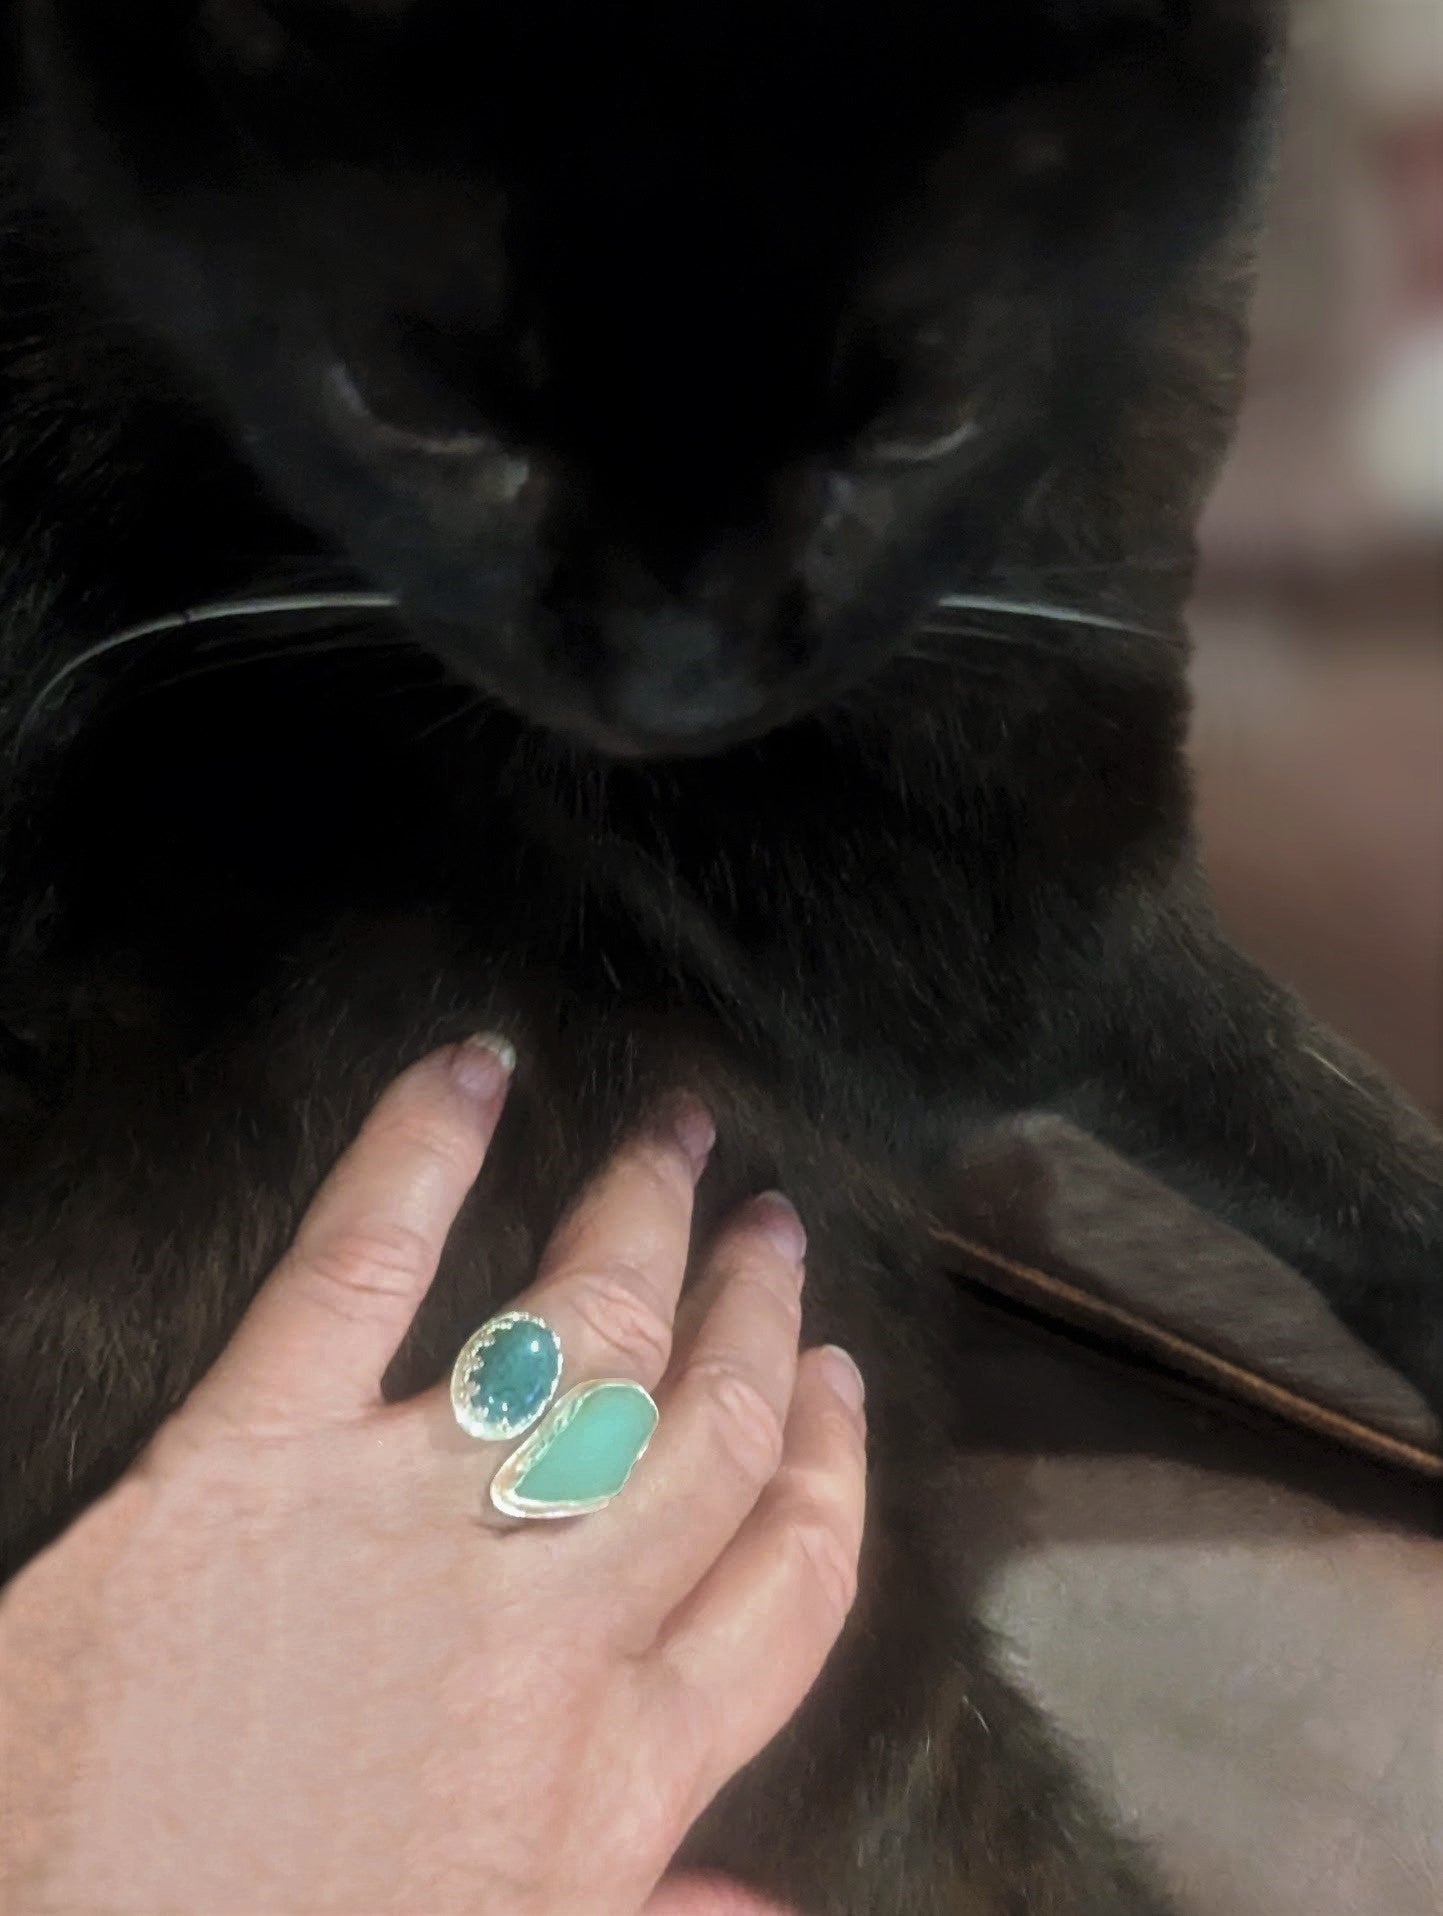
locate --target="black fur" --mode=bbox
[3,3,1441,1911]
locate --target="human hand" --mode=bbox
[0,1039,866,1915]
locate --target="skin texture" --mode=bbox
[2,3,1441,1912]
[0,1041,864,1915]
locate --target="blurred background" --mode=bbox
[1190,0,1443,1115]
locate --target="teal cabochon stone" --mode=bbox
[497,1381,659,1513]
[458,1314,561,1439]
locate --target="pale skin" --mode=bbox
[0,1037,867,1915]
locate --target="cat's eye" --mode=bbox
[828,319,980,472]
[863,419,980,469]
[323,304,537,458]
[326,360,497,460]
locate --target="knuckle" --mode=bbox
[628,1133,688,1186]
[618,1139,694,1218]
[691,1359,787,1485]
[730,1254,804,1331]
[812,1397,868,1468]
[296,1219,433,1317]
[371,1108,478,1180]
[775,1268,806,1328]
[778,1496,860,1623]
[568,1264,675,1374]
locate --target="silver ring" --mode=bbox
[451,1310,659,1521]
[450,1310,562,1442]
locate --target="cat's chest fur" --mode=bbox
[0,872,987,1572]
[0,591,1189,1574]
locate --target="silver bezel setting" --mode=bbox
[449,1310,563,1442]
[489,1379,659,1521]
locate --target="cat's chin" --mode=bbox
[510,698,799,764]
[471,666,832,761]
[412,618,856,762]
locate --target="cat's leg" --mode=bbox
[1047,884,1443,1417]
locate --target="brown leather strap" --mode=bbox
[932,1225,1443,1481]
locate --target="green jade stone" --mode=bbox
[492,1380,658,1516]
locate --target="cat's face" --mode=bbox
[26,0,1277,755]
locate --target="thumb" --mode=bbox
[193,1035,514,1428]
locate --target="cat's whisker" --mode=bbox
[901,627,1084,678]
[409,692,489,750]
[904,632,1073,662]
[909,620,1095,664]
[930,592,1173,642]
[14,590,402,750]
[138,640,433,702]
[191,627,411,659]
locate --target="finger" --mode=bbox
[646,1345,867,1817]
[520,1095,714,1385]
[197,1036,514,1425]
[597,1194,806,1600]
[432,1097,715,1476]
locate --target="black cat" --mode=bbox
[3,3,1440,1911]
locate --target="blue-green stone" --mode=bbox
[490,1380,658,1518]
[451,1314,561,1441]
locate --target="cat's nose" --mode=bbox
[599,607,767,746]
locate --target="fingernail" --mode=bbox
[818,1345,865,1415]
[749,1191,807,1266]
[451,1032,517,1104]
[669,1094,716,1178]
